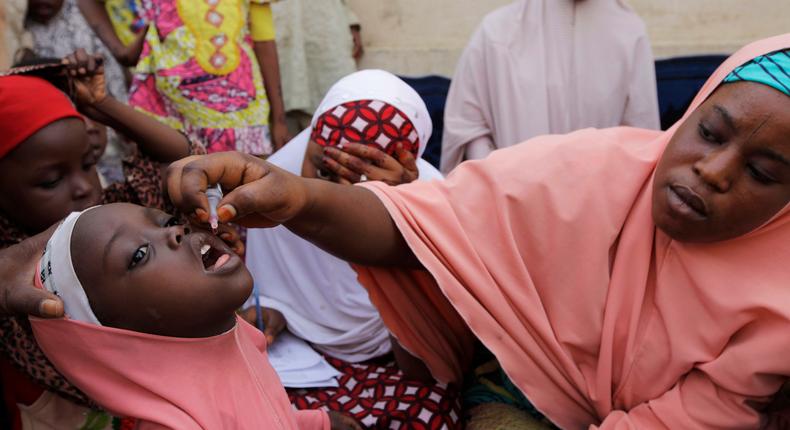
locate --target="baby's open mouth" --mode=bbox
[200,242,231,271]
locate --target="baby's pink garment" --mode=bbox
[30,314,328,430]
[357,34,790,429]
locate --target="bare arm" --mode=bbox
[77,0,145,67]
[65,50,190,162]
[165,152,419,267]
[86,97,190,162]
[286,179,418,267]
[253,40,288,151]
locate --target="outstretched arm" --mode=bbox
[64,50,191,163]
[165,152,419,267]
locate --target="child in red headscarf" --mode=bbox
[0,49,242,429]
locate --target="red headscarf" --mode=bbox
[310,99,420,156]
[0,76,82,159]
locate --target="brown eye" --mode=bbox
[129,244,149,269]
[698,124,717,143]
[164,216,182,227]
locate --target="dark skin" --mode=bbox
[252,41,290,151]
[0,49,191,235]
[652,82,790,242]
[27,0,64,24]
[0,118,103,234]
[76,0,147,67]
[84,117,109,164]
[71,203,251,338]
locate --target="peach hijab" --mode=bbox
[357,34,790,429]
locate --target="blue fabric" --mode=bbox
[724,49,790,96]
[655,55,727,130]
[399,75,451,170]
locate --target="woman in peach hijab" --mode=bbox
[440,0,661,174]
[164,34,790,428]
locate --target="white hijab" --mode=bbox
[440,0,660,173]
[246,70,441,363]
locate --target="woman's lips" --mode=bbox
[667,184,708,220]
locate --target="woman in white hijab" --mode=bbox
[243,70,459,428]
[440,0,661,174]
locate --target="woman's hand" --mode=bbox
[0,224,63,318]
[329,411,363,430]
[165,152,311,229]
[63,49,107,107]
[240,306,286,344]
[322,143,419,186]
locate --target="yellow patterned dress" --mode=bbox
[126,0,275,155]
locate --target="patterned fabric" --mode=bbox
[724,49,790,96]
[128,0,272,155]
[0,140,204,408]
[310,100,420,157]
[289,356,461,430]
[105,0,147,46]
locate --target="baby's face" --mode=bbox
[71,203,252,338]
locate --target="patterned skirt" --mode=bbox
[289,356,462,430]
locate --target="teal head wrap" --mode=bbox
[723,49,790,96]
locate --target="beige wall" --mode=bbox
[346,0,790,77]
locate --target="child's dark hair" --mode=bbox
[7,56,72,97]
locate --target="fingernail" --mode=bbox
[266,334,274,344]
[79,67,86,74]
[218,205,236,222]
[40,299,62,318]
[195,208,208,222]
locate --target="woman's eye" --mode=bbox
[316,168,331,180]
[698,124,718,143]
[747,164,777,185]
[129,245,149,269]
[164,216,182,227]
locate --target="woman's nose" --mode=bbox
[692,147,739,193]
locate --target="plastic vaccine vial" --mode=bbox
[206,185,223,233]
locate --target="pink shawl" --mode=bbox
[30,314,328,429]
[440,0,660,173]
[357,34,790,429]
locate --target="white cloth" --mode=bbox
[39,209,101,325]
[246,70,441,362]
[440,0,661,173]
